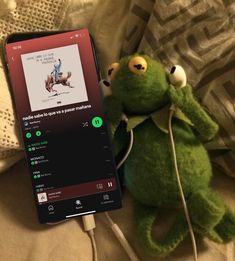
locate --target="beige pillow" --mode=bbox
[0,0,70,173]
[0,58,24,172]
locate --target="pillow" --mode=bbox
[0,0,70,173]
[121,0,235,177]
[0,57,24,172]
[0,0,16,17]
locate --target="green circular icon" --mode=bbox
[33,175,37,179]
[31,161,34,165]
[36,130,41,137]
[28,148,32,152]
[91,116,103,128]
[26,132,31,139]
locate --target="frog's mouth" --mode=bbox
[123,102,169,116]
[122,93,170,115]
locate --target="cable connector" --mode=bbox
[82,214,96,231]
[105,212,140,261]
[82,214,98,261]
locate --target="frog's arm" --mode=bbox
[113,122,130,156]
[168,84,219,140]
[104,95,123,133]
[104,95,128,155]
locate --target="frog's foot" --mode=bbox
[214,209,235,242]
[188,189,225,233]
[205,229,223,243]
[135,202,189,257]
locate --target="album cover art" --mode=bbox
[21,44,88,112]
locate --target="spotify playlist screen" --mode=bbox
[6,29,122,223]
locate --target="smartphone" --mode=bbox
[4,29,122,224]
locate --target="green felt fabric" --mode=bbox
[104,54,235,257]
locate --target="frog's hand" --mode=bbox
[168,84,219,141]
[104,96,128,156]
[135,202,189,257]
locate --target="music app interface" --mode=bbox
[6,29,122,223]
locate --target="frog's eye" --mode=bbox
[169,65,187,88]
[128,56,147,75]
[107,62,120,80]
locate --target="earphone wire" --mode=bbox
[107,108,198,261]
[169,105,198,261]
[116,118,134,170]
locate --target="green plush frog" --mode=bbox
[104,54,235,257]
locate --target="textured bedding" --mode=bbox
[0,0,70,172]
[0,0,235,260]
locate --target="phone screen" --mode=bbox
[5,29,122,223]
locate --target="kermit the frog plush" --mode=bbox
[104,54,235,257]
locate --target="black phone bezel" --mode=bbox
[2,30,120,224]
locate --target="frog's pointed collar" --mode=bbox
[126,105,193,133]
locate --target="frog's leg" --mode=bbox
[185,189,235,243]
[187,189,226,234]
[214,208,235,242]
[135,201,189,257]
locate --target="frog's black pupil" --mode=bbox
[108,68,114,75]
[134,64,142,70]
[170,66,176,74]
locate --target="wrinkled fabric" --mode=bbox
[0,1,235,260]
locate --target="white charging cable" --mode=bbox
[82,114,138,261]
[82,214,98,261]
[104,116,139,261]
